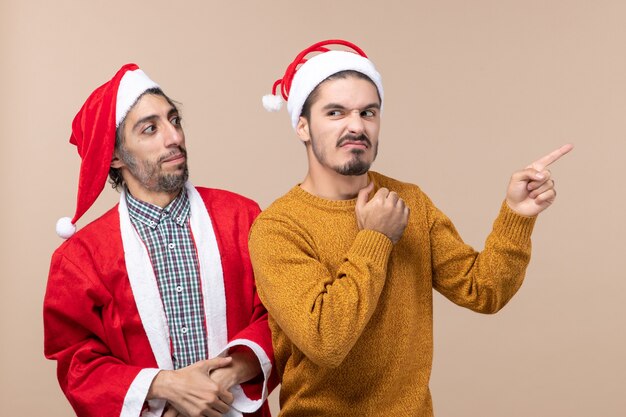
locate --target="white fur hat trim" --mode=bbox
[286,50,383,129]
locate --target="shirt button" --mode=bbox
[168,242,175,249]
[176,285,183,293]
[181,326,188,334]
[149,221,156,227]
[176,217,182,223]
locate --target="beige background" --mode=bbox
[1,0,625,415]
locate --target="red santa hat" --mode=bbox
[262,39,384,129]
[56,63,159,239]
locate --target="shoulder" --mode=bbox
[192,186,262,231]
[250,188,305,237]
[370,171,425,199]
[194,186,261,215]
[370,171,440,219]
[50,205,122,275]
[253,187,302,225]
[54,206,121,254]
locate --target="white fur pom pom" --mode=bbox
[56,216,76,239]
[262,94,283,112]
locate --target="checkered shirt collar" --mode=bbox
[125,188,190,229]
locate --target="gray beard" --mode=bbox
[156,167,189,192]
[119,146,189,193]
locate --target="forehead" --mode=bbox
[125,93,174,121]
[312,76,380,108]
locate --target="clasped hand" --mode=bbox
[151,357,235,417]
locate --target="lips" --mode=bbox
[162,153,185,163]
[337,134,371,148]
[159,148,187,164]
[341,141,368,148]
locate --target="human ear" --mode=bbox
[110,152,124,169]
[296,117,311,143]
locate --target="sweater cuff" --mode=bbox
[494,200,537,244]
[350,229,394,265]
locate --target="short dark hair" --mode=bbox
[300,70,381,121]
[108,88,178,191]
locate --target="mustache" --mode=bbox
[158,147,187,164]
[336,134,371,148]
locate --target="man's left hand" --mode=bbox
[506,144,574,217]
[209,349,262,392]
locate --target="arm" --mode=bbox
[250,222,392,368]
[45,250,234,417]
[249,185,406,368]
[431,144,573,313]
[44,252,157,417]
[430,200,536,313]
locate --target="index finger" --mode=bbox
[528,143,574,170]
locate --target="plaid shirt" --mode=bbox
[126,189,208,369]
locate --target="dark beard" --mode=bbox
[310,131,378,176]
[334,133,376,176]
[336,149,371,176]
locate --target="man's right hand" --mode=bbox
[355,182,409,244]
[147,357,234,417]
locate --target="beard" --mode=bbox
[119,145,189,193]
[311,133,378,176]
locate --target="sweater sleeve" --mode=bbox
[429,199,536,313]
[249,216,393,368]
[44,251,161,417]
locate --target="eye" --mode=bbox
[361,109,376,117]
[142,124,156,134]
[170,115,182,126]
[327,110,343,117]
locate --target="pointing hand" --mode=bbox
[506,144,574,216]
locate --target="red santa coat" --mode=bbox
[44,184,277,417]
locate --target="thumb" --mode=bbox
[511,167,544,184]
[356,181,374,209]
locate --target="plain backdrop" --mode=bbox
[1,1,625,416]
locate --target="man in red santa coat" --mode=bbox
[44,64,276,417]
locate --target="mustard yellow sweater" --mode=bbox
[249,171,536,417]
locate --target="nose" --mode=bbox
[346,111,365,135]
[163,123,184,147]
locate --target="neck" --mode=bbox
[300,159,369,201]
[125,181,182,208]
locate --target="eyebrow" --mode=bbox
[132,107,178,132]
[321,102,381,111]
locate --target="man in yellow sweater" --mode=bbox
[251,39,573,416]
